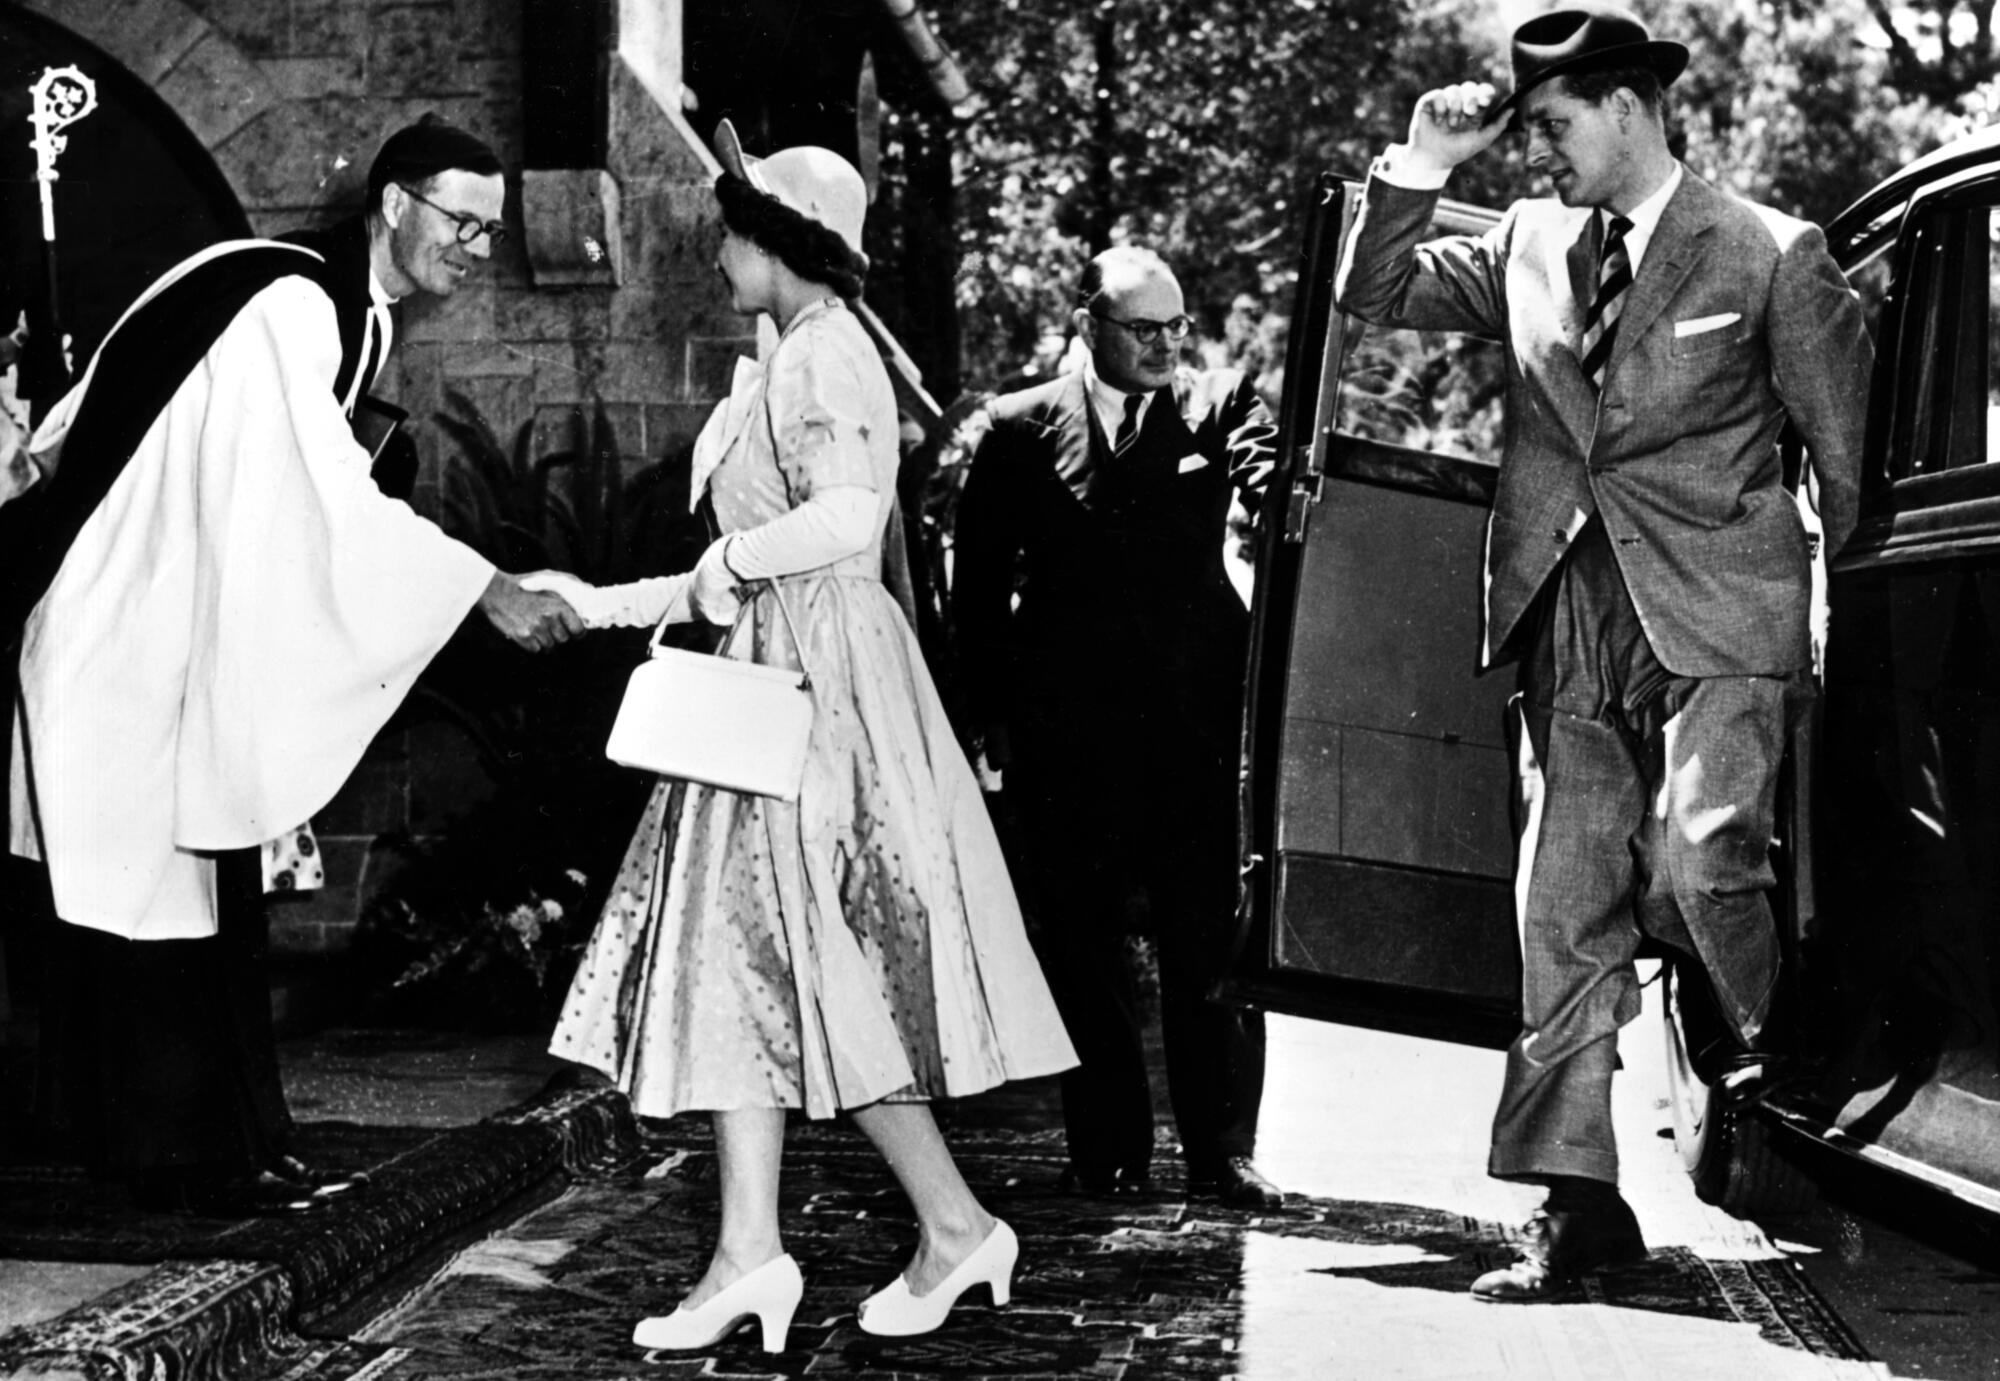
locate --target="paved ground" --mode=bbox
[12,980,2000,1378]
[1257,984,2000,1381]
[0,1030,559,1336]
[1718,1090,2000,1379]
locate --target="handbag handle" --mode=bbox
[646,336,827,686]
[646,578,813,691]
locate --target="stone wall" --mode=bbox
[14,0,757,954]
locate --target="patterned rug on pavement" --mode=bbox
[268,1120,1875,1381]
[0,1082,644,1381]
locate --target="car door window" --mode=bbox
[1881,202,2000,479]
[1334,203,1507,464]
[1337,319,1508,462]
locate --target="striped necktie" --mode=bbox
[1113,391,1144,454]
[1578,214,1633,391]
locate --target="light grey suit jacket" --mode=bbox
[1334,167,1872,678]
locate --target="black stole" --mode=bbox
[0,242,348,646]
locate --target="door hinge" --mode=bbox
[1283,475,1322,543]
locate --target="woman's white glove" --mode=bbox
[687,540,743,626]
[545,485,879,630]
[518,570,692,629]
[686,485,877,625]
[723,485,877,578]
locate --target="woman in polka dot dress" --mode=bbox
[535,123,1076,1349]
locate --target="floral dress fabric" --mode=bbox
[550,299,1076,1119]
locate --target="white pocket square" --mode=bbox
[1177,454,1209,473]
[1674,312,1742,338]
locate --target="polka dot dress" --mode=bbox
[549,301,1076,1119]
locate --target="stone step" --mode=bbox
[0,1081,639,1381]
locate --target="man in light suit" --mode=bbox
[1335,5,1870,1300]
[953,246,1282,1207]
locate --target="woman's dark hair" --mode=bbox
[715,174,867,300]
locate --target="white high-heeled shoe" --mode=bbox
[856,1219,1017,1337]
[631,1253,804,1354]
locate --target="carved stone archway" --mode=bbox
[0,0,277,366]
[11,0,278,154]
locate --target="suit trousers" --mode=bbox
[1008,740,1265,1177]
[1490,520,1805,1185]
[34,849,293,1176]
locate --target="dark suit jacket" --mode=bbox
[1334,168,1872,677]
[952,365,1275,776]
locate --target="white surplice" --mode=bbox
[7,267,494,941]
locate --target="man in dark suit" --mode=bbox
[1335,5,1871,1299]
[953,246,1282,1207]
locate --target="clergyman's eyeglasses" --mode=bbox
[399,184,509,246]
[1092,312,1194,345]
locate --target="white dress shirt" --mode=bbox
[1083,354,1156,446]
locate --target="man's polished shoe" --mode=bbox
[265,1153,368,1197]
[1187,1156,1284,1210]
[134,1171,327,1218]
[1470,1196,1647,1302]
[1057,1164,1154,1198]
[1716,1051,1825,1111]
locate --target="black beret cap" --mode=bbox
[366,114,502,209]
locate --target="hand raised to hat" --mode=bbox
[1404,81,1508,175]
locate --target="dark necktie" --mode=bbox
[1578,215,1633,391]
[1113,391,1144,454]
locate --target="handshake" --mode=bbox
[476,571,586,652]
[476,556,737,651]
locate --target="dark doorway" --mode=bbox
[0,3,247,1044]
[0,2,250,406]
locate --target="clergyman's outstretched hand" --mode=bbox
[478,571,586,652]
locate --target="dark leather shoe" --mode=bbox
[266,1154,369,1196]
[1470,1197,1647,1302]
[1716,1052,1823,1111]
[1188,1157,1284,1209]
[136,1172,327,1218]
[1058,1164,1155,1198]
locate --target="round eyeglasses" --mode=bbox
[399,184,509,246]
[1091,311,1194,345]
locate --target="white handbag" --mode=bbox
[604,587,814,800]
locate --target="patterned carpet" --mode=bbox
[260,1120,1872,1381]
[0,1082,639,1380]
[0,1122,431,1264]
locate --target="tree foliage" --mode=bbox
[919,0,1981,398]
[1657,0,1946,224]
[1858,0,2000,104]
[932,0,1507,390]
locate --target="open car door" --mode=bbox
[1220,175,1522,1049]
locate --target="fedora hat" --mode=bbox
[711,117,867,260]
[1483,4,1689,127]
